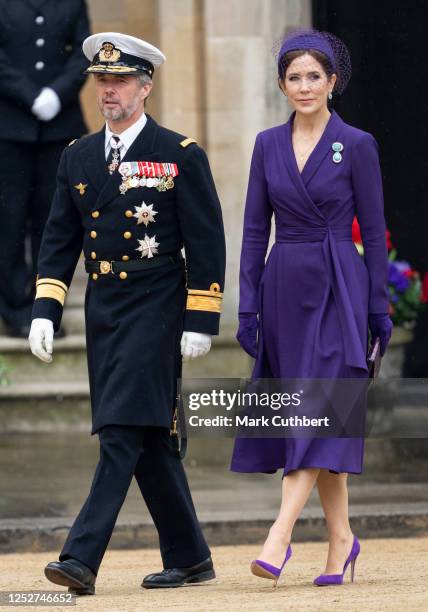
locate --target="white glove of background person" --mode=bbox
[28,318,54,363]
[181,331,212,361]
[31,87,61,122]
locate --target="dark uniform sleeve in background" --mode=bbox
[49,0,90,108]
[31,148,83,330]
[0,0,89,142]
[0,46,40,110]
[177,143,226,335]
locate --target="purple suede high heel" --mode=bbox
[251,544,292,587]
[313,535,360,586]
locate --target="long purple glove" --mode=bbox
[236,313,258,358]
[368,313,393,356]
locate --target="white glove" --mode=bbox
[181,331,211,361]
[31,87,61,122]
[28,318,54,363]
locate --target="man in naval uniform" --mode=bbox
[28,32,226,596]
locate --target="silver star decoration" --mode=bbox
[133,201,158,227]
[136,234,159,259]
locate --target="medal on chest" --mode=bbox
[108,136,123,175]
[108,149,121,174]
[136,234,160,258]
[133,201,158,226]
[118,161,179,194]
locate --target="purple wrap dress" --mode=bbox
[230,109,389,475]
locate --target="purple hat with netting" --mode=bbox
[276,28,352,94]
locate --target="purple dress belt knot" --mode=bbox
[275,225,367,372]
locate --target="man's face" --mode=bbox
[94,74,152,122]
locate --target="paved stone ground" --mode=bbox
[0,538,427,611]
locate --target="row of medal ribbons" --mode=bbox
[118,161,179,194]
[118,161,179,178]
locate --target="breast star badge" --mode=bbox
[74,183,88,196]
[136,234,159,259]
[133,202,158,227]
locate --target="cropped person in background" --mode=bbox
[0,0,89,336]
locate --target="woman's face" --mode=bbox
[280,53,336,115]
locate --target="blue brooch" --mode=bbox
[332,142,343,163]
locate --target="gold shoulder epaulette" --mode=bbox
[68,139,78,147]
[180,137,197,148]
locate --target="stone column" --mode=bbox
[157,0,206,142]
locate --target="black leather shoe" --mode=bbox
[44,558,96,596]
[141,556,215,589]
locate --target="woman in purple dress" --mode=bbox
[231,30,393,586]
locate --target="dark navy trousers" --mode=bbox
[60,425,210,574]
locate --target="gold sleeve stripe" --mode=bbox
[35,285,66,306]
[36,278,68,292]
[186,295,222,313]
[180,137,197,148]
[187,289,223,299]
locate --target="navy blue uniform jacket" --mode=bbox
[32,115,226,432]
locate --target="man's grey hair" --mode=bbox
[137,73,153,87]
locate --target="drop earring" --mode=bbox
[328,91,333,100]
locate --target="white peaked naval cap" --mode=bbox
[82,32,166,76]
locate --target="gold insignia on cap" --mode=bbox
[74,183,88,196]
[99,42,121,63]
[180,138,197,148]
